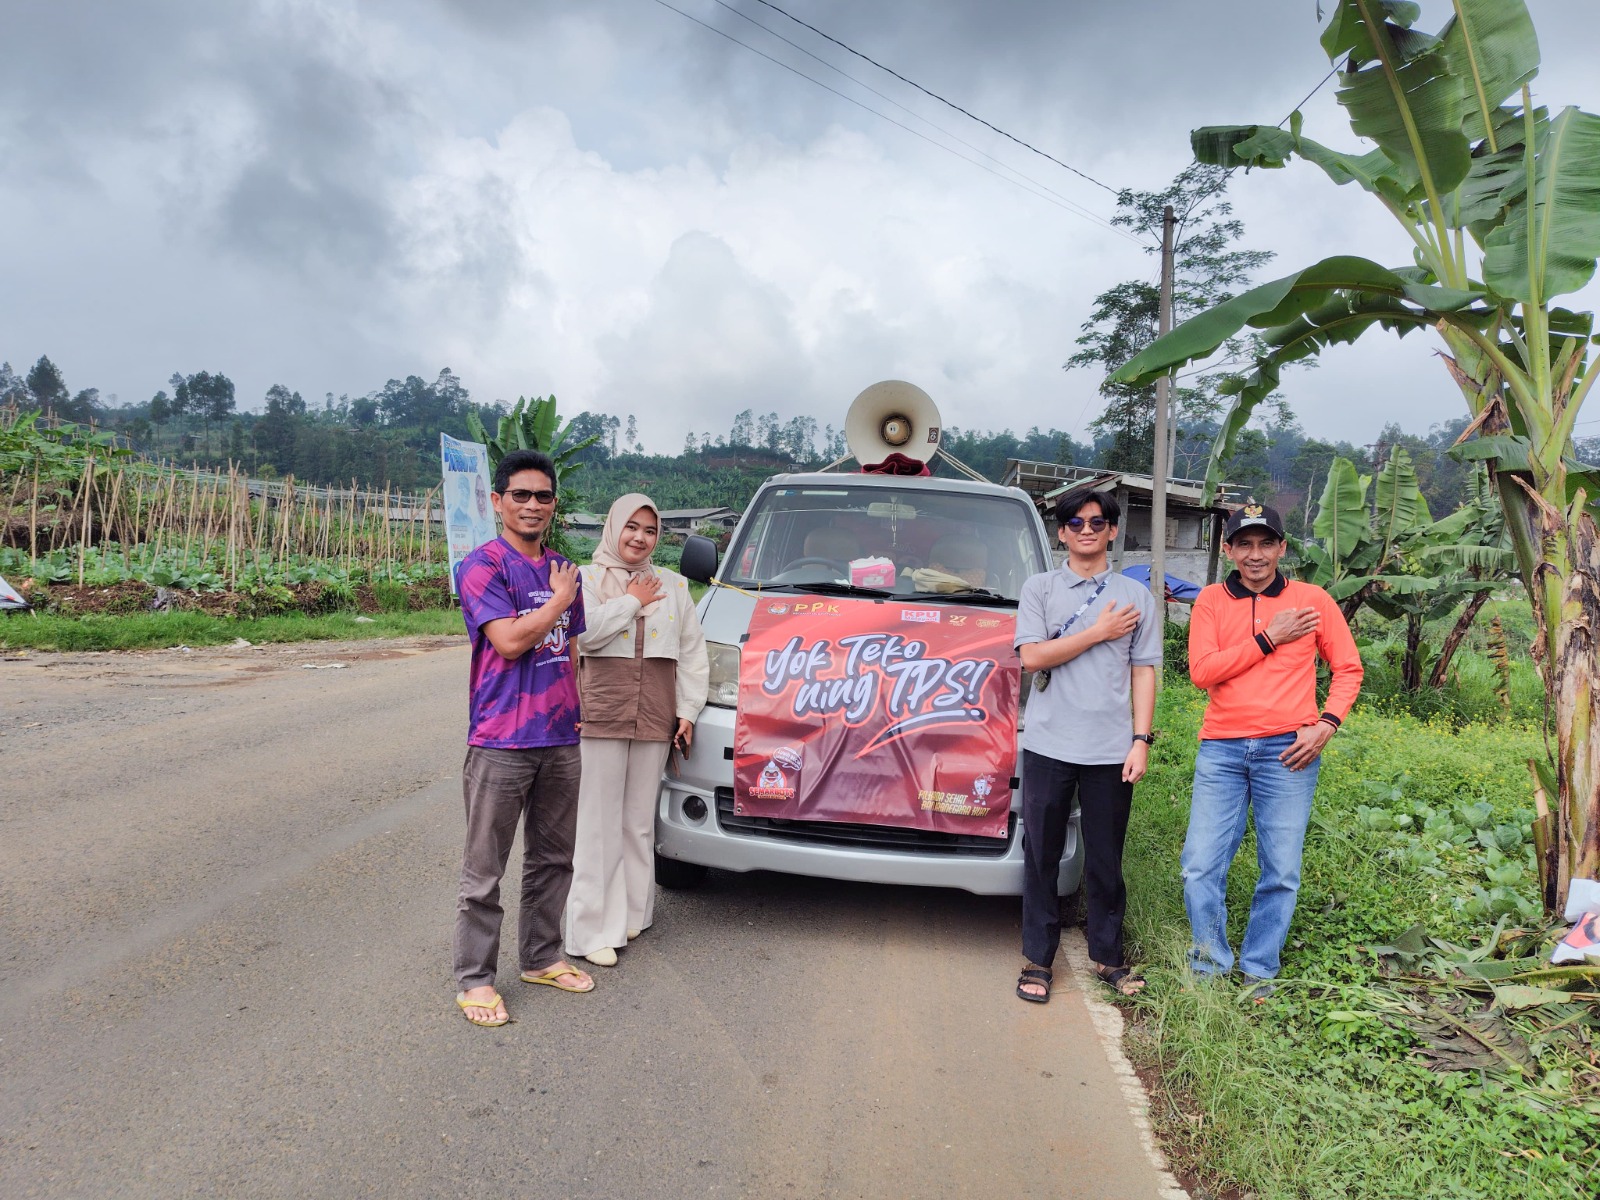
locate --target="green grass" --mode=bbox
[0,608,466,652]
[1123,683,1598,1199]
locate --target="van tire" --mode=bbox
[655,855,709,890]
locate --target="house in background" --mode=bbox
[659,507,738,535]
[564,511,605,537]
[1002,460,1250,588]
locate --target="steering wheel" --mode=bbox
[778,556,849,575]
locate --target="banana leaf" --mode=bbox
[1373,446,1430,559]
[1483,105,1600,302]
[1437,0,1541,146]
[1313,457,1369,573]
[1110,256,1485,391]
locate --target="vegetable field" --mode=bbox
[3,406,450,610]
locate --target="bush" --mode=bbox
[372,579,410,614]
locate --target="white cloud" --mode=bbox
[0,0,1595,458]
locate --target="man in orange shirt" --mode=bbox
[1183,504,1362,995]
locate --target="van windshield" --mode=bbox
[723,483,1049,602]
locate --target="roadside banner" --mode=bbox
[733,597,1019,838]
[440,433,498,594]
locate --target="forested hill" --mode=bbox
[3,353,1528,523]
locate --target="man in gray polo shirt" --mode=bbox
[1013,490,1160,1002]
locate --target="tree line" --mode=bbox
[3,347,1544,522]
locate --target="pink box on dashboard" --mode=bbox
[850,557,896,588]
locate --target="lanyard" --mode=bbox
[1033,574,1108,694]
[1052,575,1108,639]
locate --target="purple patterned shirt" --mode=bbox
[458,537,587,749]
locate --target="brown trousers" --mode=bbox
[453,743,582,990]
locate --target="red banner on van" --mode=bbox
[732,597,1020,838]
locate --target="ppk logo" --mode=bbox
[767,603,790,615]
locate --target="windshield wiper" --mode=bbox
[783,580,893,599]
[927,589,1017,607]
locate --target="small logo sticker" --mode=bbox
[901,609,941,623]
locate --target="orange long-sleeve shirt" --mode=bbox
[1188,572,1362,740]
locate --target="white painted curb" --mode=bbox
[1064,928,1191,1200]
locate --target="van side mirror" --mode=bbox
[680,534,719,583]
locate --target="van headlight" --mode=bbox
[705,641,742,708]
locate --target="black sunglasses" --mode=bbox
[502,488,556,506]
[1065,516,1109,531]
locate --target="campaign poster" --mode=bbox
[733,597,1020,838]
[440,433,498,594]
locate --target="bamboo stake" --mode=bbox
[197,472,222,570]
[129,472,145,559]
[3,458,25,529]
[280,478,295,564]
[78,456,95,586]
[152,473,177,563]
[225,467,238,589]
[322,486,333,563]
[180,470,203,567]
[103,464,126,569]
[252,475,269,577]
[29,458,39,564]
[421,485,433,568]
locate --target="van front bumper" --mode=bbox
[655,708,1080,897]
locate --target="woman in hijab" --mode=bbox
[564,494,710,967]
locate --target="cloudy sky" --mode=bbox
[3,0,1596,456]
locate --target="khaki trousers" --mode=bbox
[563,737,670,956]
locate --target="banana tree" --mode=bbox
[1415,462,1516,687]
[465,394,601,559]
[1110,0,1600,909]
[1295,447,1434,616]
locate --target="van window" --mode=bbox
[725,484,1048,601]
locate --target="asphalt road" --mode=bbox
[1,638,1180,1199]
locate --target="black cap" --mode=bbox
[1223,502,1285,543]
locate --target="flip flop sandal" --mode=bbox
[456,991,511,1027]
[1093,966,1145,997]
[521,963,596,993]
[1016,966,1053,1004]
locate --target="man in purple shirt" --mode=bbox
[453,449,594,1027]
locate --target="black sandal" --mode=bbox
[1093,964,1145,997]
[1016,965,1053,1003]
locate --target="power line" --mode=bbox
[705,0,1129,234]
[1170,65,1340,251]
[647,0,1141,240]
[748,0,1123,196]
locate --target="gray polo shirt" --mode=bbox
[1014,563,1161,766]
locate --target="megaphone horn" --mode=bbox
[844,381,941,465]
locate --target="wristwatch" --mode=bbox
[1132,733,1155,745]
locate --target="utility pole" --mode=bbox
[1149,205,1177,660]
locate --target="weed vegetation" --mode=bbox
[0,609,464,652]
[1124,676,1598,1199]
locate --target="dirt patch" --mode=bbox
[41,581,162,616]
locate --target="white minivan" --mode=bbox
[653,385,1082,898]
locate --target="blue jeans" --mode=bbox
[1181,733,1320,980]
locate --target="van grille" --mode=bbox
[714,788,1013,857]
